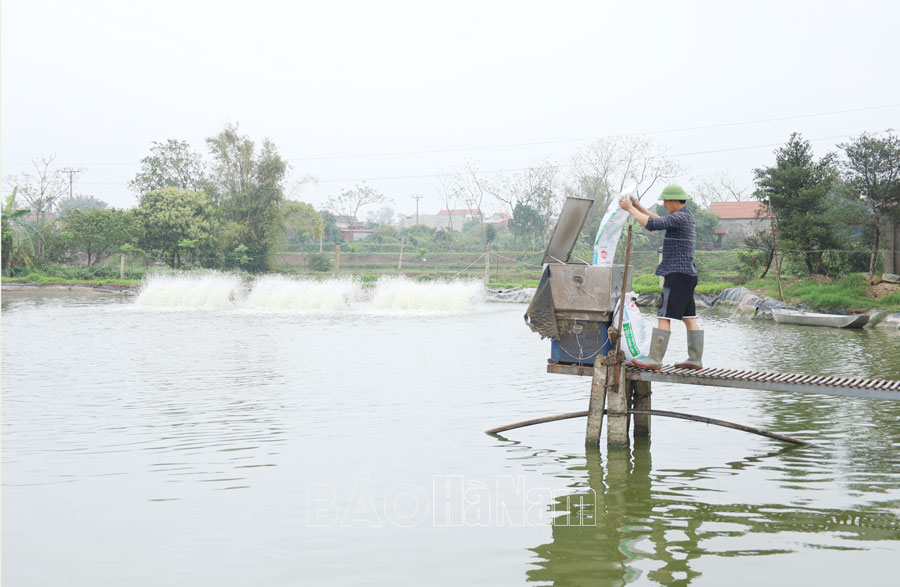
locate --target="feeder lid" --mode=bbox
[541,196,594,264]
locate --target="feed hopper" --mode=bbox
[525,197,631,367]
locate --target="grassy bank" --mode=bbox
[8,263,897,314]
[744,274,900,312]
[631,273,733,296]
[3,274,141,287]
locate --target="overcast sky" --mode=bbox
[2,0,898,217]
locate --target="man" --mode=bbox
[618,184,703,370]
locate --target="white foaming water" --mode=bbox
[135,273,243,309]
[245,275,357,311]
[134,273,484,313]
[371,277,483,312]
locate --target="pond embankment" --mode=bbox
[635,286,900,330]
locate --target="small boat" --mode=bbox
[771,309,869,329]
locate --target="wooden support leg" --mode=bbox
[607,368,630,445]
[585,359,609,446]
[632,380,652,437]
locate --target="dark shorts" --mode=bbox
[658,272,697,320]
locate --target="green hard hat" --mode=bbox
[661,184,689,201]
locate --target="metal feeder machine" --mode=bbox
[525,197,631,368]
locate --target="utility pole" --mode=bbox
[411,194,423,225]
[60,168,85,199]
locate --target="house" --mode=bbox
[485,212,511,228]
[333,215,374,241]
[340,227,374,242]
[708,201,771,247]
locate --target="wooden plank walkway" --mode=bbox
[547,362,900,401]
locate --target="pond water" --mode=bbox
[3,279,899,586]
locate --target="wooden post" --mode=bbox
[631,380,651,437]
[770,205,784,301]
[658,247,664,289]
[607,364,630,445]
[335,244,341,273]
[585,358,609,446]
[483,247,490,285]
[119,253,125,280]
[607,224,633,446]
[398,236,405,270]
[886,219,898,275]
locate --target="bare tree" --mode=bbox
[435,170,461,231]
[490,160,560,249]
[693,171,749,207]
[8,154,71,219]
[285,173,319,201]
[325,183,386,223]
[565,136,683,209]
[366,204,396,226]
[453,160,494,243]
[494,159,559,216]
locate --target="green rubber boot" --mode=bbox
[674,330,704,370]
[632,328,670,370]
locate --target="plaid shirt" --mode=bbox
[646,208,697,276]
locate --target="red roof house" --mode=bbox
[707,201,772,247]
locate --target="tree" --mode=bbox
[61,208,136,266]
[753,133,841,275]
[739,229,776,279]
[129,139,207,194]
[206,124,289,271]
[325,183,386,222]
[58,195,108,215]
[840,130,900,276]
[366,205,395,226]
[565,136,683,250]
[491,160,559,249]
[484,223,498,246]
[283,200,324,244]
[134,188,218,268]
[509,202,544,252]
[319,210,344,243]
[370,224,401,245]
[453,160,493,244]
[693,172,749,207]
[2,188,39,274]
[8,154,71,220]
[686,201,720,250]
[567,136,683,210]
[435,171,461,230]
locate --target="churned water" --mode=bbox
[134,274,484,313]
[2,283,899,586]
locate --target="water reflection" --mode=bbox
[525,442,900,585]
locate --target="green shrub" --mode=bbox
[632,273,661,294]
[695,281,732,295]
[877,292,900,307]
[307,253,332,272]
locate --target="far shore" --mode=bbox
[2,282,139,293]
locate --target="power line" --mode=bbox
[58,130,859,189]
[281,103,900,162]
[308,133,857,185]
[4,102,897,168]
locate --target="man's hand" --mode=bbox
[630,196,661,219]
[619,196,650,227]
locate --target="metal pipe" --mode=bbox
[486,408,807,445]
